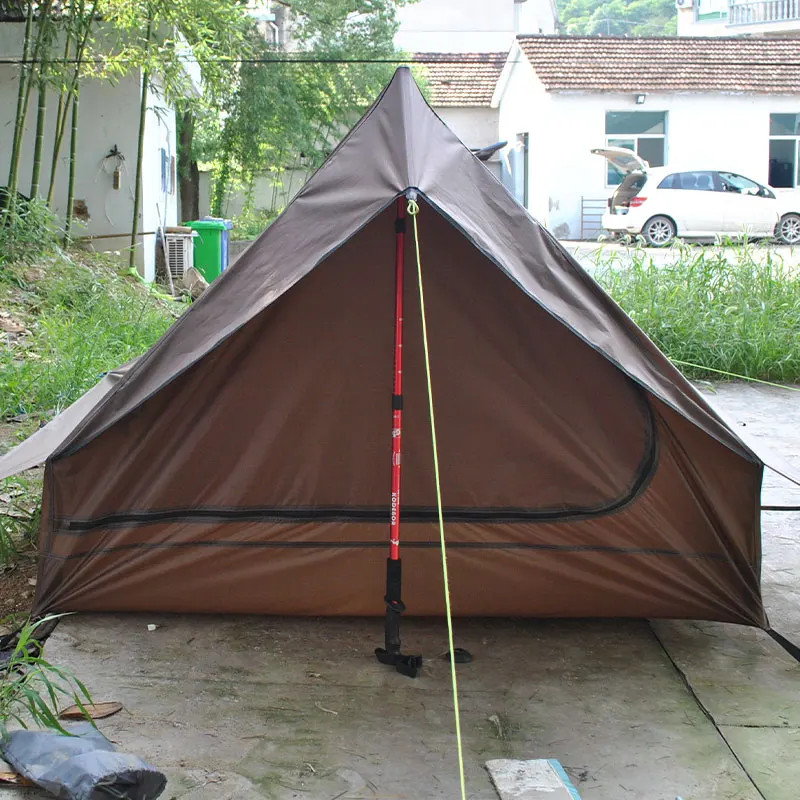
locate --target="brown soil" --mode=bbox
[1,422,39,626]
[0,422,18,454]
[0,553,37,626]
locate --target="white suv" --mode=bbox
[593,147,800,247]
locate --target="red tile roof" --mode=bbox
[517,35,800,94]
[415,52,507,107]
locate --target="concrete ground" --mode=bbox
[8,384,800,800]
[232,239,800,273]
[563,240,800,274]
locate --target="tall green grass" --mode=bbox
[0,198,61,267]
[1,246,184,568]
[592,242,800,383]
[0,254,183,419]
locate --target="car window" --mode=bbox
[657,174,678,189]
[657,171,716,191]
[718,171,764,196]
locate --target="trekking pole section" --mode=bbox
[375,195,423,679]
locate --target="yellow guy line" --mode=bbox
[407,196,468,800]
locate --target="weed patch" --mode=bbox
[230,207,279,241]
[0,198,62,267]
[0,252,184,420]
[592,242,800,382]
[0,246,184,570]
[0,471,43,557]
[0,616,93,738]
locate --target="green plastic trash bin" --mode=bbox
[185,218,232,282]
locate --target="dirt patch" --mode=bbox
[0,311,27,334]
[0,422,25,455]
[1,422,41,625]
[0,554,37,626]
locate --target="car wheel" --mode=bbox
[641,216,676,247]
[777,213,800,245]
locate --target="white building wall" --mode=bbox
[395,0,555,52]
[516,0,558,34]
[139,76,179,282]
[437,107,503,179]
[677,3,800,35]
[676,5,730,35]
[497,76,800,239]
[437,106,499,149]
[496,47,552,225]
[0,23,180,281]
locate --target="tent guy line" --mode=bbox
[408,195,468,795]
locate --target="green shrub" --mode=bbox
[592,241,800,383]
[0,249,183,568]
[229,206,279,240]
[0,470,43,563]
[0,254,182,419]
[0,197,62,266]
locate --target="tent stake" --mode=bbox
[375,196,422,679]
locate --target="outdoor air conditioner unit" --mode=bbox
[675,0,694,8]
[164,231,195,284]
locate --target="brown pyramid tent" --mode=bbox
[1,68,796,627]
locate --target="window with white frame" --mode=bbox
[769,114,800,189]
[695,0,728,21]
[605,111,667,186]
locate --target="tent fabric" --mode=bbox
[46,70,755,461]
[0,362,136,481]
[0,68,781,626]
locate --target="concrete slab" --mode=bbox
[15,615,760,800]
[720,727,800,800]
[651,620,800,728]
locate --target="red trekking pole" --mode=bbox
[375,196,423,678]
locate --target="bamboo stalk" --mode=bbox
[47,0,96,206]
[30,74,47,197]
[9,0,55,198]
[47,2,76,206]
[64,88,79,242]
[130,20,154,270]
[7,0,35,199]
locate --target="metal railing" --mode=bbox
[728,0,800,25]
[580,197,608,240]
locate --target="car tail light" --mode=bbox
[629,197,647,208]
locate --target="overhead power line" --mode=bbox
[0,55,509,65]
[0,54,799,66]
